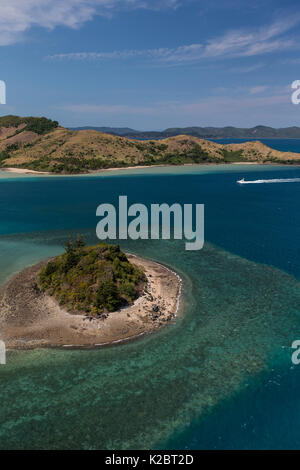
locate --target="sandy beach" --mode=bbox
[0,254,181,350]
[1,162,261,177]
[2,167,51,175]
[1,164,177,176]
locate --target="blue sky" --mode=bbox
[1,0,300,129]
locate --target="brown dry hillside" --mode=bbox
[0,115,300,174]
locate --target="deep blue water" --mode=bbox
[0,163,300,449]
[1,166,300,277]
[163,361,300,450]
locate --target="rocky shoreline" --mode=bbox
[0,254,181,350]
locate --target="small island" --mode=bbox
[0,239,181,349]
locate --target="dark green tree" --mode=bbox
[95,279,121,312]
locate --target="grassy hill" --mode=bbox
[0,115,300,173]
[39,238,147,316]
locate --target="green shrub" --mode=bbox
[222,149,245,162]
[39,239,146,316]
[0,115,58,134]
[0,151,10,166]
[95,280,120,311]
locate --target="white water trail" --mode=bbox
[238,178,300,184]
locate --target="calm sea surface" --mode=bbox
[0,157,300,449]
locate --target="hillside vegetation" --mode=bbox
[0,115,58,134]
[39,238,147,316]
[0,115,300,173]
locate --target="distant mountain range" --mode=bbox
[69,125,300,139]
[69,126,139,136]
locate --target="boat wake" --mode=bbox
[237,177,300,184]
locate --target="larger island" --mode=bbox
[1,115,300,174]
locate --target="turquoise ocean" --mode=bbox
[0,139,300,449]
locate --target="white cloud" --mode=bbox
[230,63,264,73]
[56,90,290,117]
[249,86,268,95]
[47,16,300,64]
[58,103,157,115]
[55,84,297,127]
[0,0,180,46]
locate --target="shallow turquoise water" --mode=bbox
[0,163,300,449]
